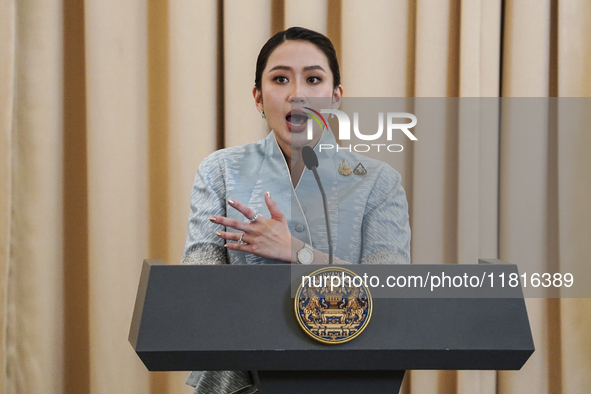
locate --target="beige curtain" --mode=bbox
[1,0,590,393]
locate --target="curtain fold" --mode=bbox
[0,0,15,393]
[498,2,554,394]
[84,1,150,392]
[223,0,271,147]
[5,0,65,393]
[557,2,591,393]
[285,0,327,35]
[1,1,590,393]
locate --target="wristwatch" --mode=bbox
[297,243,314,265]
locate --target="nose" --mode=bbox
[289,79,305,103]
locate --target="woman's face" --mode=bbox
[253,40,342,160]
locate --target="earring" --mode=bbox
[260,110,266,119]
[331,112,335,118]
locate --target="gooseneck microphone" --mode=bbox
[301,146,333,265]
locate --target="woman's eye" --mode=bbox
[308,76,322,84]
[274,76,288,84]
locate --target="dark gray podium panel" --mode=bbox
[255,370,406,394]
[130,261,534,371]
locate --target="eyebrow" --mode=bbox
[267,65,326,73]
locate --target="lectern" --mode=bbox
[129,260,534,393]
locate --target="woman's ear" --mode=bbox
[332,85,343,110]
[253,86,263,112]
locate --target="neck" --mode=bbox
[288,151,305,187]
[281,146,303,171]
[274,128,324,174]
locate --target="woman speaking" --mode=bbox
[182,27,411,394]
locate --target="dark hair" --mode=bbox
[254,27,341,90]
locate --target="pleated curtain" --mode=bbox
[1,0,590,393]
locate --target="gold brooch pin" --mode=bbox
[338,160,353,176]
[353,162,367,176]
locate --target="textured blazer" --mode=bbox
[182,129,411,266]
[183,129,411,393]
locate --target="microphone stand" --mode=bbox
[302,146,333,265]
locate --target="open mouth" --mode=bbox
[286,111,308,132]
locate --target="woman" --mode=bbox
[183,27,410,394]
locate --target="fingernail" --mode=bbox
[224,244,229,248]
[209,216,217,222]
[228,199,235,205]
[215,231,222,236]
[266,191,271,198]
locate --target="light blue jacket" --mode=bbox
[183,129,411,265]
[183,129,411,393]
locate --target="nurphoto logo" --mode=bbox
[304,108,418,153]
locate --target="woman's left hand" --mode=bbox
[209,191,294,262]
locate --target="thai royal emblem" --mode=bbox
[338,160,353,176]
[295,266,372,344]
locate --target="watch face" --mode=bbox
[298,248,314,265]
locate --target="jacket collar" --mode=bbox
[261,129,340,252]
[264,128,339,185]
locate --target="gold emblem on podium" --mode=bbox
[294,266,372,344]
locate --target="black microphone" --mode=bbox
[302,145,319,169]
[301,146,333,265]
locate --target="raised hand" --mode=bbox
[209,191,295,262]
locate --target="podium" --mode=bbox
[129,260,534,393]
